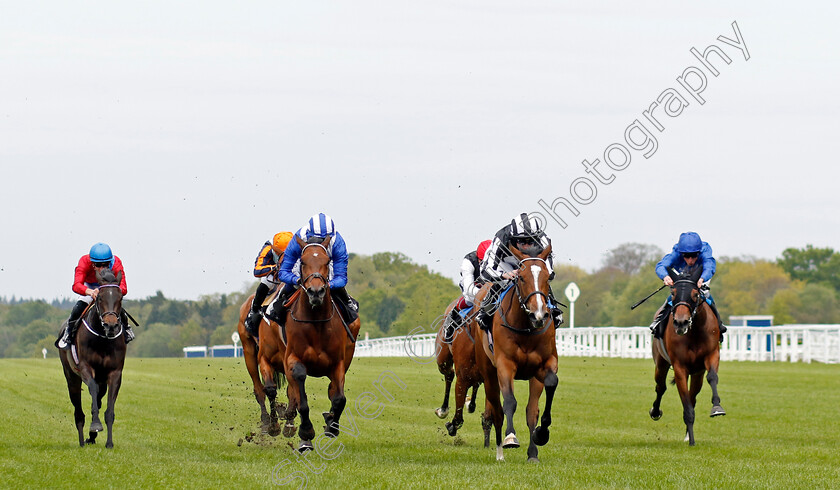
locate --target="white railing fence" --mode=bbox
[354,325,840,364]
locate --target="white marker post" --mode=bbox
[564,282,580,329]
[231,332,240,358]
[42,347,48,359]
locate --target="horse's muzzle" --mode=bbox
[306,286,326,307]
[673,318,691,336]
[528,311,547,330]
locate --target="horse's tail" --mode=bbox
[273,370,286,390]
[669,376,676,386]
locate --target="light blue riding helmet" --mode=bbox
[676,232,702,253]
[89,242,113,264]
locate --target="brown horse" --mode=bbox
[475,244,558,462]
[59,269,127,448]
[434,297,487,445]
[259,235,359,451]
[236,293,281,434]
[650,266,725,445]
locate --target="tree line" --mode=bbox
[1,245,838,358]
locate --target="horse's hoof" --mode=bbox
[710,405,726,417]
[268,424,282,437]
[84,438,95,445]
[445,422,458,437]
[527,457,540,464]
[298,440,314,452]
[467,402,476,414]
[434,408,449,419]
[533,426,550,446]
[282,422,296,438]
[502,433,520,449]
[649,408,662,421]
[90,421,103,432]
[106,442,113,449]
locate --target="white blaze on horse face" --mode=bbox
[530,265,544,313]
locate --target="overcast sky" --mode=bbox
[1,2,838,301]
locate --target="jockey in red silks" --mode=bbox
[442,240,491,340]
[57,242,133,349]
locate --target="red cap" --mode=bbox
[476,240,492,261]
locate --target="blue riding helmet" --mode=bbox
[676,232,702,253]
[89,242,113,262]
[305,213,335,239]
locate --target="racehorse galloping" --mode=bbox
[59,269,127,448]
[434,297,486,445]
[259,235,359,451]
[236,294,277,433]
[650,266,725,446]
[475,244,558,462]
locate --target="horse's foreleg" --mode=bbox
[650,357,669,421]
[245,337,270,430]
[324,365,346,437]
[103,370,122,449]
[481,366,503,460]
[525,377,545,462]
[533,367,557,449]
[289,362,315,448]
[497,363,519,449]
[259,357,281,436]
[673,364,695,446]
[689,370,704,410]
[446,375,468,437]
[468,383,479,413]
[81,369,103,433]
[705,351,726,417]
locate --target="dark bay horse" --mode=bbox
[434,297,486,445]
[650,266,725,446]
[59,269,127,448]
[259,235,359,451]
[475,244,558,462]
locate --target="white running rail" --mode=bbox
[354,325,840,364]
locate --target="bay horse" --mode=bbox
[59,269,127,448]
[475,243,558,462]
[434,297,487,445]
[236,293,278,434]
[258,234,359,451]
[650,266,725,446]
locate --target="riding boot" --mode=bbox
[443,308,461,342]
[707,297,727,343]
[649,302,671,339]
[332,287,359,324]
[245,283,271,337]
[120,311,135,344]
[57,300,88,350]
[478,283,502,331]
[547,289,564,328]
[264,291,290,328]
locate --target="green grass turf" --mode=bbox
[0,355,838,489]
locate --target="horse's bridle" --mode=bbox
[299,243,331,291]
[671,278,701,330]
[83,284,123,340]
[497,257,552,335]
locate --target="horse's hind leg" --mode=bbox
[525,377,546,462]
[259,358,282,437]
[467,383,479,413]
[83,373,103,433]
[103,370,122,449]
[244,337,270,431]
[86,380,107,445]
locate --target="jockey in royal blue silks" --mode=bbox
[264,213,358,327]
[649,231,726,342]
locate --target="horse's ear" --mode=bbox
[539,243,552,261]
[295,234,306,249]
[667,268,679,282]
[116,271,123,285]
[322,235,332,249]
